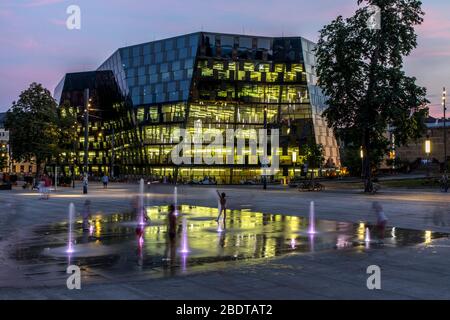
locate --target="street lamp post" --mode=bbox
[83,88,90,194]
[72,124,77,189]
[443,87,447,173]
[263,106,267,190]
[72,152,75,189]
[111,128,115,178]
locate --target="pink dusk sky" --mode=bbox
[0,0,449,116]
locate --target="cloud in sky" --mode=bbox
[0,0,448,118]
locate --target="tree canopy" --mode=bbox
[5,83,76,174]
[315,0,429,190]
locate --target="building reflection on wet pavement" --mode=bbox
[9,205,447,285]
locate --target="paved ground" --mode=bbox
[0,181,449,299]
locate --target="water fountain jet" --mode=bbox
[66,203,75,254]
[138,178,145,226]
[290,238,296,249]
[308,201,316,234]
[365,227,371,243]
[174,186,179,216]
[180,217,189,253]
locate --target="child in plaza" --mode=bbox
[216,190,227,223]
[372,202,388,241]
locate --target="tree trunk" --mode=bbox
[362,32,382,193]
[363,129,372,193]
[35,160,41,180]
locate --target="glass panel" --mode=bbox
[160,63,169,73]
[154,42,162,52]
[177,37,186,48]
[161,72,170,82]
[143,44,151,55]
[189,34,198,46]
[172,60,181,71]
[165,39,174,50]
[179,48,188,59]
[144,54,151,65]
[155,52,163,63]
[239,37,252,48]
[167,50,176,61]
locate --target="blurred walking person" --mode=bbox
[372,202,388,241]
[81,200,92,231]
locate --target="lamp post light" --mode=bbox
[292,151,297,176]
[425,135,431,177]
[292,151,297,184]
[360,146,364,178]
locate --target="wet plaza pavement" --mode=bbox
[5,203,450,291]
[1,183,450,299]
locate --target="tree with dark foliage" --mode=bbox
[316,0,429,192]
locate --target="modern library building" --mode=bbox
[55,32,340,184]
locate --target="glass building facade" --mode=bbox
[55,32,340,183]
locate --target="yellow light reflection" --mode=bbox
[358,223,365,241]
[425,230,432,245]
[95,220,102,237]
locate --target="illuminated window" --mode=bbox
[284,72,297,82]
[250,72,261,82]
[274,64,285,72]
[244,63,254,72]
[292,64,303,72]
[266,72,279,82]
[201,68,213,77]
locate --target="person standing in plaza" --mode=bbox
[216,190,227,224]
[102,174,109,189]
[82,174,88,194]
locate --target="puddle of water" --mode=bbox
[10,205,448,281]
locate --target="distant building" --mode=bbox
[0,111,37,175]
[0,112,10,172]
[395,117,450,168]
